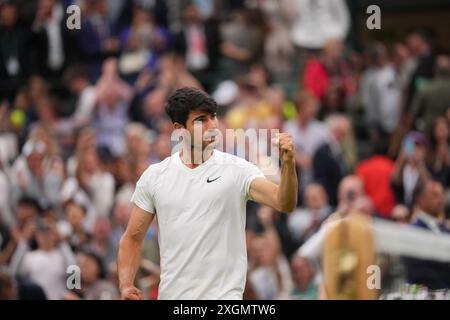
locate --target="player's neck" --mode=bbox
[180,147,214,169]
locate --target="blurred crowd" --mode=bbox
[1,0,450,300]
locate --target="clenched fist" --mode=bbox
[121,285,144,300]
[273,133,295,163]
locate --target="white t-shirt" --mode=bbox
[131,150,265,300]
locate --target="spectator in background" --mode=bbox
[225,72,279,132]
[405,30,436,113]
[125,123,151,162]
[27,75,51,109]
[361,42,402,144]
[58,200,90,252]
[27,124,63,167]
[87,218,116,267]
[393,42,417,95]
[313,114,351,206]
[79,0,121,80]
[33,95,76,157]
[0,216,16,266]
[290,0,350,52]
[303,39,352,118]
[140,87,172,133]
[0,270,20,299]
[110,202,130,249]
[30,0,77,79]
[391,131,430,208]
[174,2,221,90]
[248,206,293,300]
[356,141,396,218]
[9,218,76,300]
[65,127,96,176]
[7,88,33,146]
[11,197,42,239]
[0,1,30,101]
[93,88,130,156]
[150,133,172,164]
[73,143,115,220]
[288,183,331,246]
[118,4,170,80]
[426,117,450,188]
[157,53,203,91]
[238,64,287,132]
[93,59,133,156]
[60,129,112,232]
[112,155,134,204]
[284,91,329,199]
[0,160,13,226]
[64,65,97,129]
[410,55,450,133]
[333,175,365,215]
[104,0,133,30]
[95,58,134,108]
[429,117,450,220]
[219,8,266,80]
[10,139,63,207]
[249,0,294,83]
[295,175,367,294]
[290,256,318,300]
[403,179,450,289]
[0,269,47,300]
[65,250,118,299]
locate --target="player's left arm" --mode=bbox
[249,133,298,213]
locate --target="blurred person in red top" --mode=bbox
[356,141,396,218]
[302,39,352,117]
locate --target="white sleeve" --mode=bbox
[73,88,96,125]
[90,173,115,218]
[297,227,326,264]
[297,220,339,265]
[9,240,30,277]
[236,159,265,200]
[130,168,156,214]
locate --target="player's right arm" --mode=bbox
[118,205,155,300]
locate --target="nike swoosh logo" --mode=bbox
[207,176,221,183]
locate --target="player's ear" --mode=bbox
[173,122,184,130]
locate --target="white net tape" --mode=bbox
[373,219,450,262]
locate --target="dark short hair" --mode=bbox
[409,29,433,46]
[165,87,218,127]
[413,179,442,204]
[17,197,42,213]
[63,65,90,84]
[80,250,107,279]
[63,199,87,216]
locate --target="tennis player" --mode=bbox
[118,87,297,300]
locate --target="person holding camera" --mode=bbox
[9,218,76,300]
[391,131,431,210]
